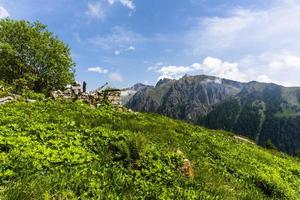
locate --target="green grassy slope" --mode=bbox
[0,100,300,199]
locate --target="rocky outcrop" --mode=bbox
[50,83,123,107]
[0,96,14,105]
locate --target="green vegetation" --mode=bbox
[0,100,300,199]
[199,84,300,155]
[0,81,13,98]
[0,19,75,93]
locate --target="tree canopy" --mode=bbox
[0,19,75,93]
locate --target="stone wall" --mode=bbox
[50,83,122,107]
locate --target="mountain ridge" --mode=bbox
[127,75,244,121]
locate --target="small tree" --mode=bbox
[0,19,75,93]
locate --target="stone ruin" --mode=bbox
[50,82,122,107]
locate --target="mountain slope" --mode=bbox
[127,75,244,122]
[120,83,151,105]
[126,76,300,155]
[199,81,300,155]
[0,100,300,199]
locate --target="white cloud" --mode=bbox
[151,56,248,82]
[86,0,135,21]
[107,0,115,5]
[199,57,247,82]
[114,45,136,55]
[88,67,109,74]
[183,0,300,86]
[109,72,123,82]
[107,0,135,11]
[188,1,300,54]
[268,54,300,71]
[86,2,104,20]
[157,65,194,80]
[0,6,9,18]
[147,66,158,72]
[119,0,135,11]
[127,46,136,51]
[257,75,272,83]
[147,62,166,72]
[239,51,300,86]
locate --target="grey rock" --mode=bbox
[0,96,14,105]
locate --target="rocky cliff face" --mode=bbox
[126,75,244,122]
[120,83,151,105]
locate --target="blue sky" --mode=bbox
[1,0,300,89]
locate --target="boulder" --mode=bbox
[180,159,194,178]
[0,96,14,105]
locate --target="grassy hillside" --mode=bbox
[0,100,300,199]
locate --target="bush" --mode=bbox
[21,91,45,100]
[0,81,13,97]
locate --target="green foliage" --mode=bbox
[0,100,300,199]
[21,90,45,100]
[0,19,75,93]
[0,81,13,98]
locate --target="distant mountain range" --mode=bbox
[125,75,300,155]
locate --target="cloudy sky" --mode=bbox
[1,0,300,89]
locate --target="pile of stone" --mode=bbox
[99,89,122,107]
[50,83,83,100]
[50,82,122,107]
[0,84,13,105]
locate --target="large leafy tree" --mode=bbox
[0,19,75,93]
